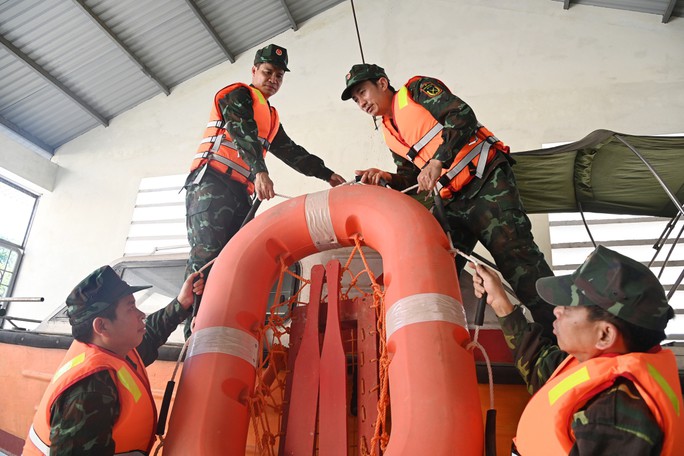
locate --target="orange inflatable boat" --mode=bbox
[163,185,483,455]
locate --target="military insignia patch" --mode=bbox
[420,82,442,97]
[346,73,352,80]
[276,49,283,56]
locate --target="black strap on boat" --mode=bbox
[240,196,262,229]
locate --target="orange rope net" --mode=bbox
[247,236,390,455]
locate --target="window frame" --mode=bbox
[0,176,39,320]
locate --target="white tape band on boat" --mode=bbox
[187,326,259,368]
[305,190,341,251]
[385,293,467,340]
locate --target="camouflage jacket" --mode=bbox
[500,307,664,455]
[386,76,510,194]
[218,85,335,181]
[47,299,191,455]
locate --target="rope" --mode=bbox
[350,0,365,64]
[435,205,497,413]
[466,327,495,410]
[401,183,419,194]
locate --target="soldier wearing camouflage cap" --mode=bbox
[23,266,204,455]
[341,63,556,339]
[183,44,345,338]
[473,246,683,455]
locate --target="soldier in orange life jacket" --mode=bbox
[23,266,204,456]
[341,63,556,337]
[473,245,683,455]
[184,44,344,338]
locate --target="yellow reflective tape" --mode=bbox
[52,352,86,383]
[254,88,267,105]
[397,86,409,109]
[548,366,590,406]
[647,363,680,416]
[117,367,142,403]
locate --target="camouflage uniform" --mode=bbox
[500,308,664,455]
[48,298,190,455]
[385,76,556,335]
[184,82,336,337]
[501,246,681,455]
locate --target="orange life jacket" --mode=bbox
[23,341,157,456]
[515,348,684,455]
[191,83,280,194]
[381,76,509,199]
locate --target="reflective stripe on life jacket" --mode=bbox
[23,341,157,456]
[381,76,509,199]
[191,83,280,194]
[515,348,684,456]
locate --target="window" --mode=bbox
[0,176,38,307]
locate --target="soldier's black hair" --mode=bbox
[369,77,396,93]
[587,305,667,352]
[71,303,119,343]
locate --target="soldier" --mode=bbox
[23,266,204,455]
[184,44,345,338]
[341,63,555,334]
[473,245,684,455]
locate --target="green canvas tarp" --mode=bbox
[512,130,684,218]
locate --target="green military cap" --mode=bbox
[536,245,674,331]
[254,44,290,72]
[66,265,151,325]
[341,63,388,100]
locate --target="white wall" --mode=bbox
[8,0,684,322]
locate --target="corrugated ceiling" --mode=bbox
[0,0,344,156]
[0,0,680,156]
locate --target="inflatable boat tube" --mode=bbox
[164,185,483,455]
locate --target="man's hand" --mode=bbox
[254,172,275,200]
[328,173,346,187]
[417,159,443,192]
[178,272,205,310]
[354,168,392,186]
[472,263,515,317]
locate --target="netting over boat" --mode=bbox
[248,236,390,455]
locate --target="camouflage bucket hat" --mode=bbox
[341,63,388,100]
[66,265,151,325]
[536,245,674,331]
[254,44,289,71]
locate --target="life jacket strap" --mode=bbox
[406,123,444,162]
[436,139,490,191]
[193,152,252,179]
[201,128,271,152]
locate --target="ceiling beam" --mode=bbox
[278,0,299,31]
[0,115,55,157]
[663,0,678,23]
[563,0,572,10]
[183,0,235,63]
[0,33,108,127]
[71,0,170,95]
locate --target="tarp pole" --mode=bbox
[614,135,684,218]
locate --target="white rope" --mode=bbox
[401,183,419,194]
[466,327,495,410]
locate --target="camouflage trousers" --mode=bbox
[444,162,556,337]
[183,167,252,338]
